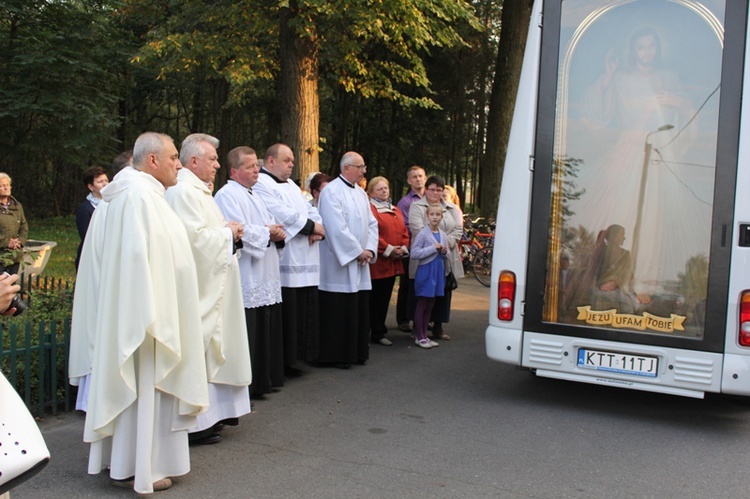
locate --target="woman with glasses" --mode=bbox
[408,175,463,340]
[367,176,410,346]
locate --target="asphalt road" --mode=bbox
[13,277,750,498]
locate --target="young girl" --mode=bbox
[410,204,449,349]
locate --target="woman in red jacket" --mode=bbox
[367,176,410,346]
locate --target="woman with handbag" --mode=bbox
[408,175,464,340]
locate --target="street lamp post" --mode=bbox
[631,124,674,271]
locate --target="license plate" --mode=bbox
[577,348,658,378]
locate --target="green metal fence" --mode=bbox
[1,318,74,417]
[1,275,75,417]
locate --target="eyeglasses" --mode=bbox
[348,164,367,169]
[426,187,444,193]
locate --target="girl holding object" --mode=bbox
[410,204,449,349]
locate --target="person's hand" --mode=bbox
[392,247,404,258]
[267,224,286,242]
[357,250,374,266]
[227,221,244,242]
[7,237,21,250]
[313,222,325,238]
[0,272,20,316]
[308,234,323,246]
[636,293,652,304]
[599,280,618,291]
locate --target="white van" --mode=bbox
[485,0,750,398]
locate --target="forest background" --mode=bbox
[0,0,533,219]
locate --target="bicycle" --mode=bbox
[472,245,493,287]
[458,227,483,274]
[458,215,495,286]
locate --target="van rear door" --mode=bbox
[524,0,745,353]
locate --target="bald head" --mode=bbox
[264,143,295,181]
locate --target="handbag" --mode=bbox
[445,270,458,291]
[0,371,50,495]
[443,252,458,292]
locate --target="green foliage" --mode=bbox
[0,0,505,216]
[323,0,482,107]
[127,0,481,109]
[0,0,126,216]
[127,0,277,105]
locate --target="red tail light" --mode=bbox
[739,291,750,346]
[497,271,516,321]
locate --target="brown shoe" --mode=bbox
[153,478,173,491]
[112,476,173,493]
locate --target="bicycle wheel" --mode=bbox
[472,246,493,287]
[460,245,474,275]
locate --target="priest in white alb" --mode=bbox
[317,151,379,368]
[165,133,252,445]
[254,143,326,374]
[215,146,287,399]
[75,132,209,494]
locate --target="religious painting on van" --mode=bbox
[543,0,725,339]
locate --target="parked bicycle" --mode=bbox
[472,246,493,287]
[458,215,494,286]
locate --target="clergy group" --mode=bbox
[69,131,379,494]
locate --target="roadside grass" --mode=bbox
[28,216,78,281]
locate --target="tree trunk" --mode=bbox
[280,1,320,182]
[217,79,231,189]
[479,0,534,217]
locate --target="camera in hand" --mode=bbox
[7,293,27,316]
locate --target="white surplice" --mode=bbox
[214,180,282,308]
[253,169,321,288]
[317,176,379,293]
[165,168,252,432]
[78,167,209,494]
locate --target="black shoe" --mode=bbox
[284,367,304,378]
[189,433,222,446]
[220,417,239,426]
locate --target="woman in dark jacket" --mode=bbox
[75,166,109,270]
